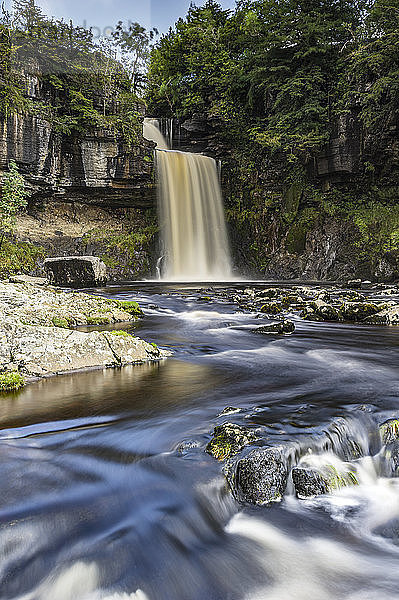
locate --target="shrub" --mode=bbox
[0,370,25,392]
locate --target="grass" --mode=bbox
[0,371,25,392]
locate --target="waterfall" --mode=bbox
[143,118,232,281]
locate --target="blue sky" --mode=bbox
[22,0,237,35]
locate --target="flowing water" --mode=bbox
[1,282,399,600]
[143,119,232,281]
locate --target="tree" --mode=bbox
[0,160,28,249]
[112,21,158,94]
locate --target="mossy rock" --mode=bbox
[260,302,283,314]
[253,320,295,334]
[115,300,144,317]
[86,315,111,325]
[0,370,25,392]
[341,302,384,322]
[380,418,399,445]
[292,459,359,499]
[109,330,134,338]
[52,316,70,329]
[206,423,258,461]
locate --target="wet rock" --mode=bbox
[252,320,295,334]
[292,454,359,499]
[206,423,258,461]
[230,447,289,504]
[379,418,399,445]
[365,305,399,325]
[382,440,399,475]
[347,279,362,289]
[218,407,241,416]
[341,301,384,322]
[259,302,283,314]
[301,299,341,322]
[44,256,107,288]
[361,280,373,290]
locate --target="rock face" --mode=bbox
[0,279,169,379]
[0,113,155,207]
[230,447,289,505]
[44,256,107,288]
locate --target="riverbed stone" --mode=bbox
[292,456,359,499]
[231,447,289,505]
[44,256,107,288]
[379,418,399,445]
[365,305,399,325]
[341,301,384,322]
[206,423,258,460]
[252,320,295,335]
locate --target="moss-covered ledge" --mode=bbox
[0,277,171,386]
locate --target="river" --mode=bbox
[1,282,399,600]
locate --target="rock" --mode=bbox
[9,275,48,286]
[0,280,169,379]
[361,280,373,290]
[1,324,166,377]
[347,279,362,289]
[379,418,399,445]
[218,406,241,416]
[44,256,107,288]
[206,423,258,461]
[341,301,385,322]
[365,305,399,325]
[302,298,341,321]
[382,440,399,475]
[292,454,359,499]
[259,302,283,314]
[252,320,295,334]
[230,447,289,505]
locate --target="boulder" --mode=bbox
[341,301,384,322]
[259,302,283,314]
[228,447,289,505]
[252,320,295,335]
[44,256,107,288]
[347,279,362,289]
[301,299,341,321]
[292,454,359,499]
[206,422,258,461]
[379,418,399,445]
[365,305,399,325]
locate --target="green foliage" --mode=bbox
[115,300,144,317]
[0,240,45,278]
[0,370,25,392]
[109,330,134,338]
[0,1,147,142]
[0,160,28,245]
[52,317,70,328]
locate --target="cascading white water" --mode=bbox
[143,118,232,281]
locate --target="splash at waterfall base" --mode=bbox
[143,118,233,282]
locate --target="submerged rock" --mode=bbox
[44,256,107,288]
[228,447,289,505]
[252,320,295,335]
[292,454,359,499]
[206,423,258,461]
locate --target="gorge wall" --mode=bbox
[0,73,158,280]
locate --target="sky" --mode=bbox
[16,0,237,36]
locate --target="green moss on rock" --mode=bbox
[0,371,25,392]
[206,423,258,461]
[115,300,144,317]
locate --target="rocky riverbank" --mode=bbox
[0,277,169,388]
